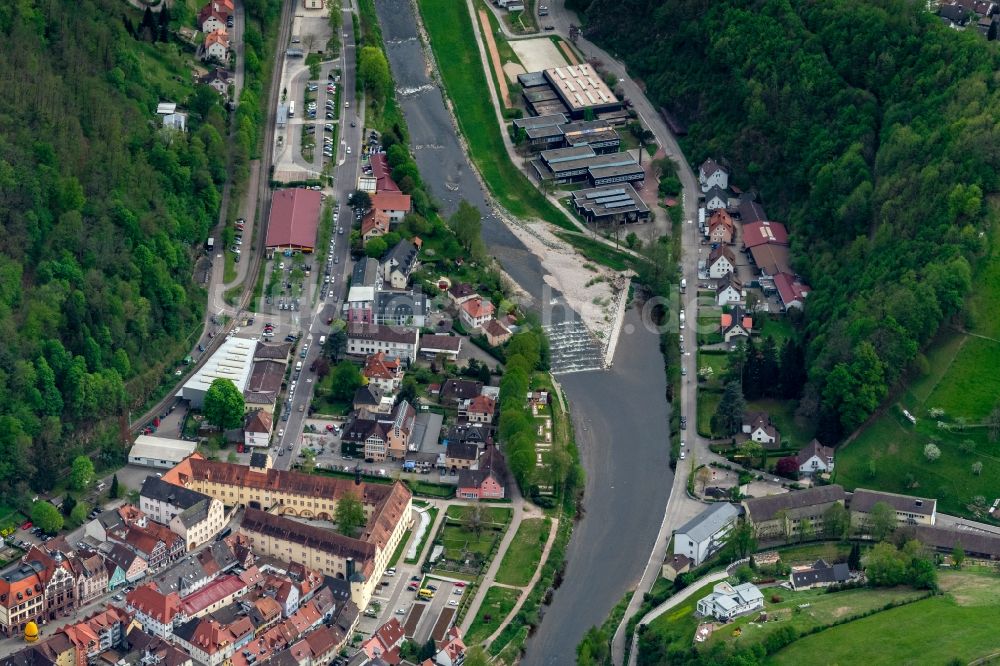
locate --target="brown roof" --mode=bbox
[361,209,390,238]
[448,283,476,300]
[420,334,462,352]
[483,319,510,339]
[708,245,735,266]
[796,439,834,467]
[347,323,418,345]
[907,525,1000,558]
[247,360,285,394]
[127,584,182,623]
[441,379,483,402]
[245,409,273,434]
[266,188,322,250]
[363,352,402,381]
[749,243,791,276]
[457,445,508,491]
[446,442,479,462]
[742,485,846,524]
[708,209,734,230]
[240,509,376,569]
[461,297,494,319]
[849,489,936,517]
[465,394,496,415]
[371,191,412,213]
[255,342,292,360]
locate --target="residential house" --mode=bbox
[704,186,728,211]
[742,485,846,540]
[790,559,850,591]
[741,410,779,447]
[672,503,740,567]
[126,585,183,639]
[707,209,734,244]
[456,446,508,500]
[172,614,254,666]
[696,582,764,620]
[447,283,477,306]
[361,210,390,243]
[346,285,376,324]
[849,489,937,529]
[362,352,404,395]
[715,273,743,306]
[71,553,109,606]
[707,245,736,278]
[22,546,77,621]
[720,307,753,343]
[419,334,462,360]
[360,618,405,662]
[198,3,229,33]
[460,395,496,424]
[773,272,811,310]
[434,625,467,666]
[105,559,128,592]
[459,297,495,331]
[156,102,187,132]
[445,423,491,450]
[141,476,212,526]
[381,240,419,289]
[660,554,692,582]
[939,3,970,26]
[483,318,512,346]
[375,289,427,328]
[244,409,273,448]
[125,626,194,666]
[737,197,767,223]
[106,543,148,583]
[203,29,230,62]
[304,0,325,8]
[346,323,419,363]
[445,442,479,471]
[699,158,729,192]
[440,379,483,406]
[353,256,383,289]
[353,385,388,414]
[796,439,835,476]
[341,400,415,461]
[370,191,412,224]
[198,68,232,96]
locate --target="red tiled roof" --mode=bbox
[181,574,246,615]
[371,191,412,213]
[266,188,322,250]
[204,28,229,48]
[466,394,496,415]
[370,153,400,192]
[361,209,390,238]
[483,318,510,339]
[364,352,402,380]
[461,297,494,319]
[773,272,810,306]
[127,584,182,623]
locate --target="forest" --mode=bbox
[0,0,244,499]
[579,0,999,441]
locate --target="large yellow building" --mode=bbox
[163,455,412,609]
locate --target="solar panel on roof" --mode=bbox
[595,195,631,205]
[585,188,625,199]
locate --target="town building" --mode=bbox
[721,307,753,343]
[484,319,512,346]
[773,272,811,310]
[707,209,734,244]
[699,158,729,192]
[715,273,743,306]
[459,395,497,424]
[704,185,729,211]
[202,29,230,62]
[571,184,650,226]
[362,352,404,394]
[459,297,495,331]
[346,323,419,362]
[244,409,273,448]
[541,65,623,120]
[707,245,736,278]
[370,191,412,224]
[381,240,419,289]
[198,67,232,96]
[849,489,937,528]
[741,410,779,447]
[361,210,390,243]
[531,145,643,187]
[340,400,416,461]
[440,379,483,406]
[673,503,740,567]
[374,289,427,327]
[180,336,257,408]
[742,485,846,540]
[419,334,462,360]
[456,446,508,500]
[660,554,692,582]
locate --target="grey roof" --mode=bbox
[791,559,850,588]
[743,485,846,523]
[908,524,1000,558]
[353,384,384,406]
[512,112,567,129]
[516,71,549,88]
[675,502,740,544]
[150,555,209,595]
[446,441,479,461]
[250,451,269,468]
[383,240,418,276]
[254,342,292,360]
[412,411,444,454]
[850,488,936,517]
[141,475,210,510]
[704,185,728,202]
[352,257,381,288]
[376,289,427,318]
[738,197,768,223]
[420,334,462,352]
[176,499,211,528]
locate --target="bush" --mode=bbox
[770,594,783,603]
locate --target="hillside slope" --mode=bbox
[581,0,998,441]
[0,0,231,494]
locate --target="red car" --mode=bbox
[325,424,335,432]
[454,582,466,587]
[20,521,32,531]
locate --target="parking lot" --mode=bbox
[361,570,467,644]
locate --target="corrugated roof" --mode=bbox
[266,188,322,249]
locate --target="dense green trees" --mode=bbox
[335,491,366,537]
[329,362,364,402]
[204,379,246,430]
[497,329,548,491]
[31,501,64,535]
[0,0,247,495]
[585,0,996,442]
[69,456,95,491]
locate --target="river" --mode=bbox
[373,0,674,660]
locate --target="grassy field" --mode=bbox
[770,585,1000,665]
[697,389,722,438]
[838,227,1000,517]
[416,0,577,231]
[772,541,853,566]
[706,585,928,651]
[755,316,796,347]
[466,586,521,645]
[495,518,550,586]
[697,350,728,389]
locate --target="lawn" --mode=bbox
[769,595,997,666]
[552,231,633,271]
[438,506,512,570]
[697,350,728,388]
[771,541,853,566]
[495,518,550,586]
[466,586,521,645]
[697,389,722,438]
[924,335,1000,420]
[754,316,795,347]
[416,0,575,231]
[705,585,927,651]
[446,505,512,526]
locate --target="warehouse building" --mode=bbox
[180,337,257,408]
[531,146,644,187]
[543,65,624,120]
[129,435,199,469]
[572,184,650,225]
[265,188,322,254]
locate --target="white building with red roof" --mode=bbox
[773,272,811,310]
[459,297,495,331]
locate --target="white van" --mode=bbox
[319,335,326,345]
[295,361,302,371]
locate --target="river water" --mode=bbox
[373,0,673,660]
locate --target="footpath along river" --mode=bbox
[373,0,673,660]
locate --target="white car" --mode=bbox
[395,608,406,615]
[278,429,284,438]
[346,146,352,154]
[448,600,458,606]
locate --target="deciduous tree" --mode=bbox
[32,501,64,534]
[204,378,245,430]
[69,456,95,491]
[335,491,366,537]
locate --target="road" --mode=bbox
[274,0,364,469]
